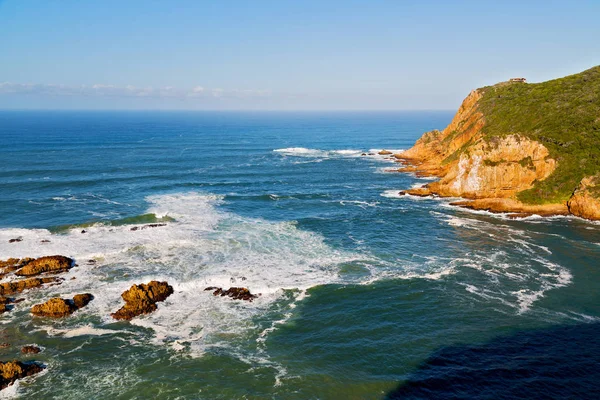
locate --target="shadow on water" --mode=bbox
[385,323,600,400]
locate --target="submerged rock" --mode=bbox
[204,286,258,302]
[15,255,73,277]
[31,293,93,318]
[130,223,167,231]
[8,238,22,243]
[0,297,21,314]
[0,360,45,390]
[111,281,173,321]
[21,345,41,355]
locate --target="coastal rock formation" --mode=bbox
[567,175,600,220]
[15,255,73,277]
[205,287,258,302]
[395,66,600,219]
[21,345,41,355]
[111,281,173,321]
[31,293,93,318]
[0,277,60,296]
[0,360,45,390]
[0,258,34,278]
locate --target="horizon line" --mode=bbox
[0,108,456,112]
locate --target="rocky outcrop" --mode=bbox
[21,345,41,355]
[393,67,600,219]
[0,258,34,276]
[0,277,60,296]
[397,89,559,198]
[567,175,600,220]
[205,287,258,302]
[111,281,173,321]
[394,87,583,217]
[15,255,73,277]
[378,150,393,155]
[0,360,45,390]
[31,293,93,318]
[72,293,93,309]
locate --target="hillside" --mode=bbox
[396,66,600,220]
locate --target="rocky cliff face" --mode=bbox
[396,85,600,219]
[567,175,600,220]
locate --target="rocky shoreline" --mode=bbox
[0,252,260,391]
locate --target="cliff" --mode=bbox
[396,65,600,219]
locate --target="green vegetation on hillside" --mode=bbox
[477,66,600,204]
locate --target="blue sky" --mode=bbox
[1,0,599,110]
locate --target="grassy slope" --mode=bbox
[476,66,600,204]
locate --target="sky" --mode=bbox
[0,0,599,110]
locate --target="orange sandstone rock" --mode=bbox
[15,255,73,277]
[0,277,60,296]
[567,175,600,220]
[31,293,93,318]
[0,360,44,390]
[111,281,173,321]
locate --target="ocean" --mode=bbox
[0,110,599,399]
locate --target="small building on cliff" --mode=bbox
[509,77,527,83]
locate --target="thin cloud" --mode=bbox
[0,82,271,99]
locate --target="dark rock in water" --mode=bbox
[361,153,367,156]
[130,223,167,231]
[31,293,93,318]
[15,255,73,277]
[40,239,51,243]
[21,345,41,355]
[0,277,60,296]
[0,360,45,390]
[87,259,96,264]
[111,281,173,321]
[0,297,21,314]
[72,293,93,309]
[206,287,258,302]
[8,238,22,243]
[142,223,167,229]
[81,230,86,234]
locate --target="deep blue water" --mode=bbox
[0,111,599,399]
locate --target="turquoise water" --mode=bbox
[1,111,599,399]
